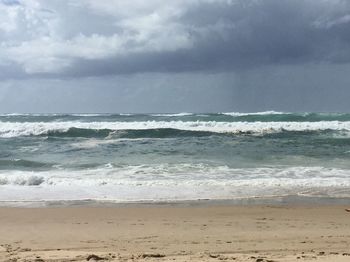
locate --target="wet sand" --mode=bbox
[0,205,350,261]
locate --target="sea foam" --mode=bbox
[1,166,350,202]
[1,120,350,138]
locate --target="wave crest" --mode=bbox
[1,120,350,138]
[0,175,44,186]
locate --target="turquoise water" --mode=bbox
[1,112,350,202]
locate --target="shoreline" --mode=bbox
[1,194,350,208]
[1,204,350,261]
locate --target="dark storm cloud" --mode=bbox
[63,0,350,75]
[2,0,350,78]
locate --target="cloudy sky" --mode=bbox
[0,0,350,113]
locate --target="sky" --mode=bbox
[0,0,350,113]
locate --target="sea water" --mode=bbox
[1,112,350,203]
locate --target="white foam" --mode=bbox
[1,120,350,138]
[150,112,193,117]
[70,113,110,117]
[0,113,26,116]
[0,165,350,201]
[221,111,287,116]
[70,138,153,149]
[0,113,63,117]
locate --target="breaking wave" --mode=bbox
[1,120,350,138]
[1,166,350,201]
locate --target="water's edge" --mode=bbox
[1,195,350,208]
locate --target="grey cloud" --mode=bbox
[2,0,350,78]
[168,0,350,67]
[62,0,350,77]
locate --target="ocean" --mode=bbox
[1,111,350,204]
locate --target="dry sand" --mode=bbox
[0,204,350,261]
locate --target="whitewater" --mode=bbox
[1,120,350,138]
[1,112,350,204]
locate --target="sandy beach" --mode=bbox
[0,204,350,261]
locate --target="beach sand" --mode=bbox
[0,204,350,261]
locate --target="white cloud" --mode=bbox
[0,0,197,73]
[0,2,21,33]
[4,28,193,73]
